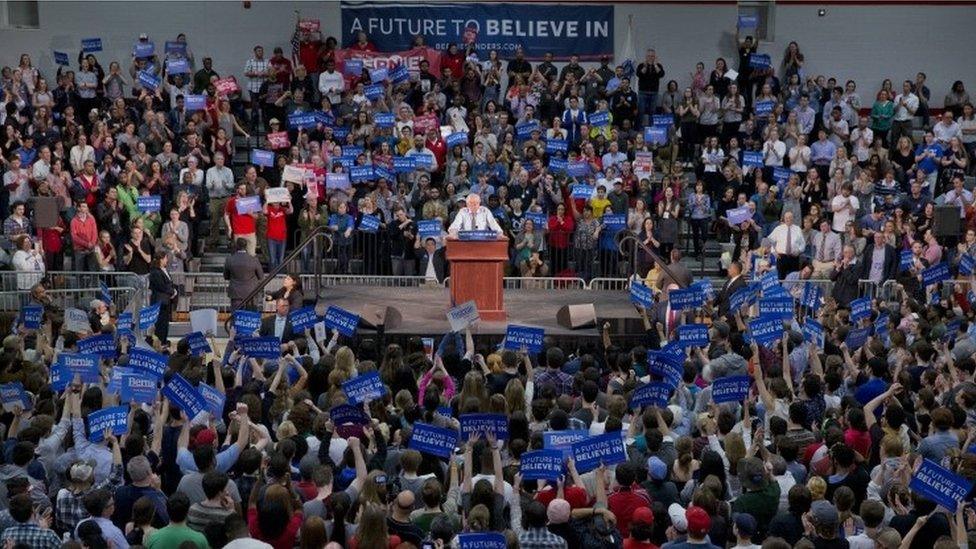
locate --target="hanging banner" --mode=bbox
[339,1,614,60]
[333,46,442,79]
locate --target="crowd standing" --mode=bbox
[0,17,975,549]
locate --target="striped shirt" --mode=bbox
[243,58,270,93]
[187,501,234,533]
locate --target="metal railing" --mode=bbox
[0,286,138,313]
[502,277,587,290]
[0,270,143,293]
[588,277,633,291]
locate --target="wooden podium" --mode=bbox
[446,237,508,321]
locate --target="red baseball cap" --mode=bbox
[193,428,217,448]
[686,506,711,537]
[632,506,654,527]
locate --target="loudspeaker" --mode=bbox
[934,206,961,238]
[556,303,597,330]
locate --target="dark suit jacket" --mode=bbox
[417,248,448,282]
[224,251,265,301]
[859,243,899,282]
[831,262,861,305]
[717,275,747,318]
[148,268,175,306]
[656,261,694,290]
[260,315,295,343]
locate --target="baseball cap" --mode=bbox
[194,428,217,448]
[733,512,757,537]
[647,456,667,481]
[686,505,711,537]
[69,461,95,484]
[631,506,654,528]
[667,503,688,533]
[811,500,839,528]
[547,498,571,524]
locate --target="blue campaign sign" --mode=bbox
[652,114,674,127]
[87,405,128,442]
[197,383,226,416]
[137,195,161,213]
[138,71,160,91]
[340,3,613,60]
[519,449,564,481]
[330,403,370,426]
[409,422,459,459]
[50,364,71,392]
[185,94,206,111]
[801,283,823,311]
[121,374,158,405]
[22,305,42,329]
[289,307,319,333]
[139,303,160,330]
[350,165,374,183]
[543,430,589,454]
[129,347,167,379]
[77,334,116,358]
[765,284,790,300]
[458,533,506,549]
[726,206,752,225]
[516,121,541,139]
[0,382,29,412]
[546,139,568,154]
[233,310,261,336]
[630,282,654,308]
[460,413,509,440]
[332,126,351,140]
[874,313,889,338]
[390,64,409,83]
[845,326,871,350]
[589,111,610,127]
[693,279,715,302]
[54,51,69,66]
[524,211,547,229]
[602,213,627,232]
[678,323,709,348]
[288,112,317,129]
[108,366,136,394]
[504,325,545,353]
[759,270,779,292]
[548,157,568,174]
[326,172,351,190]
[236,196,263,215]
[374,166,394,181]
[458,230,497,241]
[571,184,594,199]
[669,287,703,311]
[324,305,360,337]
[729,285,758,312]
[742,150,764,168]
[944,318,962,343]
[910,458,973,512]
[165,40,187,55]
[849,297,871,322]
[364,83,385,101]
[56,353,101,383]
[162,374,207,418]
[99,280,112,305]
[644,126,668,145]
[922,262,950,287]
[803,318,825,347]
[648,351,682,387]
[81,37,103,52]
[392,156,417,173]
[900,250,914,271]
[185,331,211,356]
[571,432,627,473]
[961,254,976,276]
[134,41,155,57]
[313,110,335,126]
[712,375,752,404]
[567,161,589,178]
[750,315,784,346]
[759,296,794,319]
[358,214,381,233]
[250,149,275,167]
[117,311,133,334]
[342,371,388,404]
[369,67,389,82]
[630,381,673,409]
[773,167,793,183]
[749,53,772,68]
[417,219,442,239]
[755,100,775,116]
[238,337,281,359]
[343,58,363,76]
[168,58,190,74]
[446,132,468,148]
[374,112,395,128]
[738,14,758,28]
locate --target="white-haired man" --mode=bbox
[448,194,503,237]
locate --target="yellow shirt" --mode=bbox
[590,197,611,217]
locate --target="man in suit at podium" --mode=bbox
[448,194,503,237]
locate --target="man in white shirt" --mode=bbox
[600,141,627,170]
[831,182,859,233]
[762,128,786,167]
[768,211,805,278]
[317,59,344,104]
[825,106,850,148]
[941,174,974,219]
[69,133,95,173]
[891,79,919,144]
[810,220,842,277]
[31,146,51,184]
[849,117,874,164]
[448,194,503,237]
[206,152,236,248]
[404,139,439,173]
[932,110,962,146]
[795,95,817,136]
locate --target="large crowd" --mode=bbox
[0,14,975,549]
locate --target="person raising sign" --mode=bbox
[448,193,503,238]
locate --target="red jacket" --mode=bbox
[607,485,651,538]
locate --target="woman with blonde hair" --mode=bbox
[504,378,530,416]
[334,346,357,376]
[458,370,490,412]
[350,504,397,548]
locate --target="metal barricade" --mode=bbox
[307,275,440,288]
[0,286,138,314]
[502,277,587,290]
[587,278,633,291]
[858,280,879,301]
[0,270,141,292]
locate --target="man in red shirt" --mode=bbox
[224,182,259,256]
[424,128,447,176]
[607,462,651,538]
[269,47,293,86]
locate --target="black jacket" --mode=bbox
[859,243,899,282]
[148,268,175,306]
[416,247,447,283]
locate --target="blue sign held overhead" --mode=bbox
[516,121,541,139]
[324,305,359,337]
[571,184,594,199]
[168,58,190,74]
[134,41,155,58]
[233,310,261,336]
[571,432,627,473]
[738,15,758,29]
[185,332,211,356]
[137,195,161,213]
[289,307,319,332]
[392,156,416,173]
[250,149,275,168]
[87,405,129,442]
[802,318,825,347]
[729,285,758,312]
[374,112,395,128]
[161,374,207,418]
[330,404,370,426]
[801,283,823,311]
[849,297,872,322]
[77,334,116,358]
[238,337,281,359]
[409,422,459,459]
[139,303,160,330]
[503,325,544,353]
[138,71,160,91]
[900,250,914,271]
[54,51,69,66]
[129,347,167,380]
[197,383,226,416]
[845,326,871,350]
[56,353,101,383]
[364,83,385,101]
[749,315,784,346]
[644,126,668,145]
[121,374,158,405]
[165,40,187,55]
[457,533,506,549]
[81,37,103,52]
[519,449,564,481]
[726,206,752,226]
[22,305,42,329]
[342,371,388,404]
[669,287,704,311]
[459,413,509,440]
[546,139,568,155]
[909,458,973,512]
[417,219,442,239]
[184,94,206,111]
[589,111,610,127]
[759,296,794,319]
[343,58,363,76]
[630,381,673,409]
[350,165,374,183]
[749,53,772,68]
[712,375,751,404]
[390,64,409,84]
[630,282,654,308]
[922,262,950,287]
[567,161,589,178]
[677,323,709,348]
[648,351,682,387]
[369,67,389,82]
[446,132,468,149]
